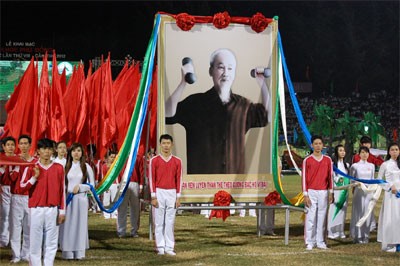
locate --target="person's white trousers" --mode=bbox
[29,207,58,266]
[0,185,11,246]
[304,189,328,246]
[153,188,177,253]
[117,182,140,236]
[10,194,30,261]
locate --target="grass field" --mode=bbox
[1,175,399,265]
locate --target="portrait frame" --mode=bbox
[157,14,278,203]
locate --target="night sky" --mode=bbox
[1,0,399,97]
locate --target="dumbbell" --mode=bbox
[182,57,196,84]
[250,67,271,78]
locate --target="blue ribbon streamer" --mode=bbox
[278,31,386,185]
[66,14,161,211]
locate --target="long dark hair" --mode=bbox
[385,142,400,169]
[332,144,349,172]
[65,143,88,189]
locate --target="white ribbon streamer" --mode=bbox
[356,183,382,227]
[278,50,302,176]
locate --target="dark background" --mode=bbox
[1,0,399,97]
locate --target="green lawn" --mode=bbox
[1,175,399,265]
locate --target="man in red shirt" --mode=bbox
[9,135,37,263]
[302,135,334,250]
[117,155,144,238]
[0,136,17,247]
[352,136,384,166]
[150,134,182,256]
[20,138,65,266]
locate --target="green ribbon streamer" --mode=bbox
[332,176,350,220]
[272,49,292,206]
[96,17,159,194]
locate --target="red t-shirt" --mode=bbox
[302,154,333,194]
[20,161,66,214]
[149,154,182,197]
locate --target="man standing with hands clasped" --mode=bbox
[20,138,66,266]
[302,135,334,250]
[149,134,182,256]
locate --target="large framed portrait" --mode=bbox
[157,14,278,202]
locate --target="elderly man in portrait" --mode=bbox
[165,48,271,174]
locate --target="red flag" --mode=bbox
[78,61,93,147]
[139,65,157,156]
[60,68,67,96]
[63,65,79,144]
[89,61,102,152]
[75,64,88,144]
[38,52,51,137]
[3,57,37,139]
[48,51,67,142]
[98,54,117,158]
[30,60,40,154]
[112,59,129,93]
[115,62,141,149]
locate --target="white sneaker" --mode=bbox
[306,244,313,250]
[157,249,165,255]
[385,247,396,253]
[165,250,176,256]
[10,258,21,263]
[317,243,329,249]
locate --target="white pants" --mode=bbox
[200,204,211,217]
[153,188,177,253]
[29,207,59,266]
[10,194,30,261]
[239,203,257,217]
[0,185,11,246]
[260,209,275,234]
[103,184,118,218]
[117,182,140,236]
[304,189,328,246]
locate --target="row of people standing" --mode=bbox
[0,136,67,265]
[303,135,400,252]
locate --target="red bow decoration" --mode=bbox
[209,190,232,221]
[164,11,273,33]
[250,12,273,33]
[212,11,231,29]
[175,13,196,31]
[264,191,282,206]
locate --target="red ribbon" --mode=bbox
[264,191,282,206]
[0,154,36,166]
[158,11,273,33]
[209,190,232,221]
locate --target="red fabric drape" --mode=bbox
[48,51,67,142]
[75,64,88,145]
[3,57,37,140]
[38,52,51,138]
[78,61,93,148]
[114,63,141,150]
[98,55,117,158]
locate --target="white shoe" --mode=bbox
[306,244,313,251]
[317,243,329,249]
[157,249,165,255]
[385,247,396,253]
[165,250,176,256]
[10,258,21,263]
